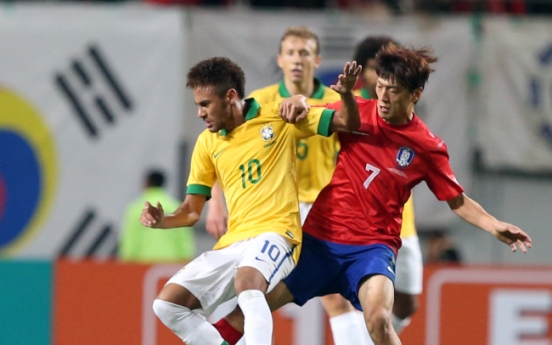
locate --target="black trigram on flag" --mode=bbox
[58,208,118,259]
[55,44,134,138]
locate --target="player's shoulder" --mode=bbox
[248,83,281,103]
[411,116,448,152]
[319,85,340,103]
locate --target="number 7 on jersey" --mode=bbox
[363,163,380,189]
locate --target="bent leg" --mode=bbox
[235,233,296,345]
[154,283,226,345]
[358,275,401,345]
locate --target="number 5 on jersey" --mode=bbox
[364,163,380,189]
[239,159,262,188]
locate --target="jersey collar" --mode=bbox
[278,78,325,99]
[220,98,261,136]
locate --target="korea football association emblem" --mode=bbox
[396,147,415,167]
[260,124,275,142]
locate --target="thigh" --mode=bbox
[238,232,296,293]
[395,235,423,295]
[358,274,395,315]
[283,233,342,306]
[166,244,242,316]
[344,245,397,310]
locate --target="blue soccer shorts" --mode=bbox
[283,232,396,310]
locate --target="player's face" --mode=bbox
[193,86,232,133]
[362,58,378,97]
[375,77,420,123]
[277,36,321,85]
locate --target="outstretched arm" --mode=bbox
[140,193,206,229]
[329,61,362,133]
[447,193,532,252]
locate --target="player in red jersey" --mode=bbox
[213,45,532,345]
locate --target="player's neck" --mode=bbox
[385,111,414,126]
[284,79,315,98]
[225,99,247,133]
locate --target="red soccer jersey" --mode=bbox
[304,98,464,252]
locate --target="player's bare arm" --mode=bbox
[330,61,362,133]
[279,61,362,132]
[140,193,206,229]
[447,193,532,252]
[206,182,228,239]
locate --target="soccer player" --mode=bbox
[213,45,532,345]
[139,57,361,345]
[353,35,422,339]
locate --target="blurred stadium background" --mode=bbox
[1,0,552,344]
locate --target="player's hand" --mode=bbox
[140,201,165,228]
[206,204,228,239]
[279,95,310,124]
[331,61,362,94]
[492,221,532,253]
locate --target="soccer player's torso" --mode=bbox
[249,80,340,203]
[306,99,443,251]
[204,101,302,249]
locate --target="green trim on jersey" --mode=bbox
[186,184,211,198]
[220,98,261,136]
[360,87,371,100]
[278,78,326,99]
[318,109,335,137]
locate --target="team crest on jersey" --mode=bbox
[396,147,415,167]
[260,124,275,142]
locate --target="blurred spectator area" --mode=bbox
[138,0,551,14]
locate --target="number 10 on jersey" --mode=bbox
[239,159,262,188]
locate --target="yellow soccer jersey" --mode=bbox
[355,87,417,238]
[249,79,341,203]
[187,98,334,255]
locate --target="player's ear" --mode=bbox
[411,87,423,104]
[277,54,284,69]
[314,54,322,68]
[226,89,238,103]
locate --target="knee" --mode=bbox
[153,299,176,326]
[234,267,268,294]
[365,307,392,336]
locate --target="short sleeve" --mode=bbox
[293,106,335,139]
[186,132,216,198]
[425,141,465,201]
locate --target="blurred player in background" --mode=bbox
[119,169,195,263]
[140,57,361,345]
[213,45,532,345]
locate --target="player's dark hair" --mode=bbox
[186,57,246,99]
[146,170,165,187]
[279,26,320,55]
[353,36,400,70]
[376,44,438,92]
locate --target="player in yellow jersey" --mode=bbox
[206,26,340,237]
[140,57,362,345]
[349,36,423,342]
